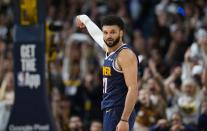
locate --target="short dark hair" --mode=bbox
[101,15,124,30]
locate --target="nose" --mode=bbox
[106,36,112,40]
[106,34,112,39]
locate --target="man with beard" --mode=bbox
[76,15,139,131]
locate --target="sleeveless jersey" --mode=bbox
[101,44,141,110]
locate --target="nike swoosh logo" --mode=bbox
[106,109,112,113]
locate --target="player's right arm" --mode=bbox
[76,15,108,52]
[116,49,138,131]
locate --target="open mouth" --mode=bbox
[107,39,113,42]
[107,41,113,45]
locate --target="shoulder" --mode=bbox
[117,48,137,62]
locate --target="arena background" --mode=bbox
[0,0,207,131]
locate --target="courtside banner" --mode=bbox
[6,0,57,131]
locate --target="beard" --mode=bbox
[104,36,120,47]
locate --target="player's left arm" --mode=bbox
[116,49,138,130]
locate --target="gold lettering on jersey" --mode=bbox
[103,66,111,76]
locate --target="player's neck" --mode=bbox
[108,41,123,53]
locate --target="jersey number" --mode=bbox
[103,78,107,93]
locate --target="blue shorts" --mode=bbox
[103,106,136,131]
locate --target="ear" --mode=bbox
[120,30,123,38]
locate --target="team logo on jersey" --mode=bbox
[103,66,111,76]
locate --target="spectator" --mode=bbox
[132,29,148,62]
[0,0,207,130]
[149,112,197,131]
[165,25,188,67]
[143,59,167,118]
[90,120,102,131]
[164,66,182,107]
[55,95,71,131]
[0,72,14,131]
[69,115,83,131]
[167,77,206,125]
[0,72,14,102]
[134,88,160,131]
[150,49,169,78]
[81,71,103,122]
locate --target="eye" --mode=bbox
[103,31,108,35]
[111,31,116,34]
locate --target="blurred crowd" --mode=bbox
[0,0,207,131]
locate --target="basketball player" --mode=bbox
[76,15,139,131]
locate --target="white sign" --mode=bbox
[18,44,41,89]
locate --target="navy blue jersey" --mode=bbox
[101,44,140,110]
